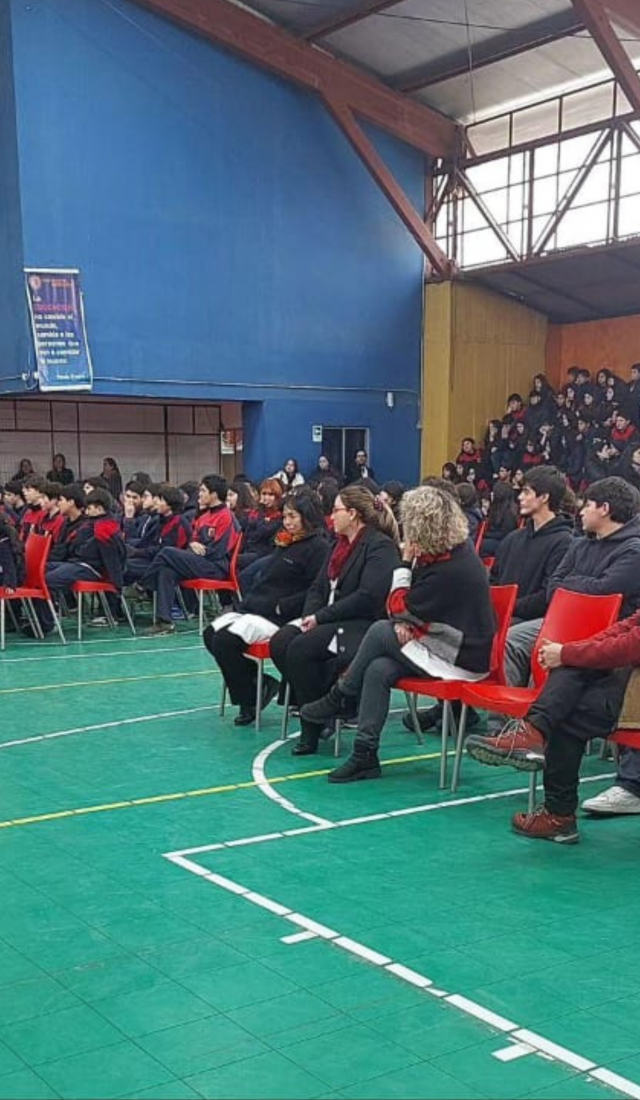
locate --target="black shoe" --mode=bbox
[328,747,381,783]
[291,740,319,756]
[301,683,357,726]
[401,702,480,734]
[234,706,256,727]
[261,675,280,713]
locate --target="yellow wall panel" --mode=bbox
[422,282,547,475]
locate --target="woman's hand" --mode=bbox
[402,540,421,565]
[394,623,416,646]
[300,615,317,633]
[539,640,563,669]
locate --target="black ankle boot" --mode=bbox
[234,705,256,727]
[328,743,381,783]
[300,682,356,726]
[291,720,319,756]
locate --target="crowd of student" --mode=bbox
[443,364,640,498]
[4,420,640,846]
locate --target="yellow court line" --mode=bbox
[0,670,212,695]
[0,750,446,830]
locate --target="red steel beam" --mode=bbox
[322,95,454,276]
[130,0,460,159]
[604,0,640,36]
[572,0,640,113]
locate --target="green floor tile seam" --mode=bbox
[163,850,640,1100]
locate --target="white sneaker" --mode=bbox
[581,785,640,815]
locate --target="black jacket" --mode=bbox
[491,516,574,621]
[304,527,399,648]
[242,531,329,624]
[390,541,495,673]
[548,516,640,617]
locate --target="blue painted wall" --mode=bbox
[0,1,30,392]
[9,0,425,482]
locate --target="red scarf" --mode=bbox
[274,529,308,548]
[327,527,365,580]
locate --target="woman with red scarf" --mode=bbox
[301,485,495,782]
[204,491,328,726]
[269,485,400,755]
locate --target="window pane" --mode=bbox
[619,195,640,238]
[512,100,560,146]
[559,132,601,171]
[555,203,608,249]
[562,82,614,131]
[460,228,508,267]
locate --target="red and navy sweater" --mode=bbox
[191,505,239,567]
[49,514,126,588]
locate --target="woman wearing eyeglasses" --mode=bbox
[301,485,495,783]
[269,485,400,756]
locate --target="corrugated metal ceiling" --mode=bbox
[240,0,640,123]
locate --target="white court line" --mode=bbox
[0,705,219,751]
[251,739,335,828]
[1,630,200,651]
[0,643,203,664]
[164,850,640,1100]
[165,770,616,860]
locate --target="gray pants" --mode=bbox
[504,618,543,687]
[341,620,429,752]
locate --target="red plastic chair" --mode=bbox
[395,585,518,789]
[0,532,66,649]
[71,579,136,641]
[180,534,243,634]
[459,588,623,801]
[474,519,488,553]
[219,639,273,731]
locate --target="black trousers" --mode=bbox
[528,666,630,815]
[203,624,260,707]
[269,623,351,706]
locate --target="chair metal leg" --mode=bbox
[255,659,264,731]
[26,599,44,639]
[451,703,468,793]
[404,693,424,745]
[119,595,136,636]
[1,598,4,652]
[440,701,452,789]
[528,770,538,812]
[47,600,66,645]
[98,592,117,628]
[334,720,342,757]
[281,682,291,740]
[198,592,204,635]
[220,681,227,717]
[77,592,83,641]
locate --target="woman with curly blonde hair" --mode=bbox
[302,485,495,782]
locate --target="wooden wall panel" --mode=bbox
[422,282,547,475]
[546,314,640,389]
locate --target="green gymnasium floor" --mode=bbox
[2,625,640,1100]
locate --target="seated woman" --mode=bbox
[479,481,518,556]
[238,479,283,575]
[269,485,400,756]
[203,491,329,726]
[301,485,495,783]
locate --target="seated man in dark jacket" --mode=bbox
[466,610,640,843]
[504,476,640,688]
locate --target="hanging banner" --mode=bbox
[25,268,93,392]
